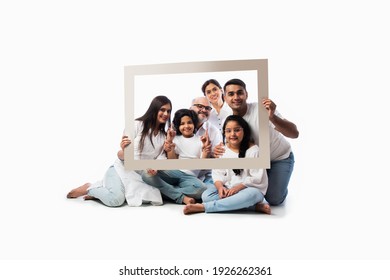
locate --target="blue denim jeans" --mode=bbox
[141,170,206,204]
[201,185,264,213]
[265,152,295,205]
[87,165,126,207]
[202,173,215,189]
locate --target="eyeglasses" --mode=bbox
[224,127,243,134]
[192,104,212,111]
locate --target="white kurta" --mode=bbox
[212,145,268,195]
[208,101,233,132]
[88,120,165,206]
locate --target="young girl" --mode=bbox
[183,115,271,214]
[142,109,210,205]
[66,95,172,207]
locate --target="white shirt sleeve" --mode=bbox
[211,169,229,184]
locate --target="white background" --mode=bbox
[1,0,389,277]
[134,70,258,119]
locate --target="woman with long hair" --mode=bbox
[67,95,172,207]
[201,79,233,132]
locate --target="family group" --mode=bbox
[67,78,299,215]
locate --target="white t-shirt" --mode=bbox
[212,145,268,195]
[174,135,203,159]
[208,101,233,132]
[173,134,203,177]
[243,103,291,161]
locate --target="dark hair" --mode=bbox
[201,79,224,102]
[135,95,172,152]
[223,78,247,92]
[222,115,251,176]
[172,109,199,136]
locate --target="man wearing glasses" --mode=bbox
[190,96,223,157]
[189,96,223,188]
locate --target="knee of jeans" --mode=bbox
[141,173,153,182]
[106,195,126,207]
[265,192,287,206]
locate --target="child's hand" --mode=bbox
[201,130,211,157]
[166,123,176,142]
[226,187,239,197]
[218,187,228,198]
[164,140,175,153]
[226,184,245,197]
[202,143,211,155]
[200,129,210,146]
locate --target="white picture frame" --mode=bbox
[124,59,270,170]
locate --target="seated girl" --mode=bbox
[183,115,271,214]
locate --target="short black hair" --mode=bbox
[223,78,247,92]
[173,109,199,135]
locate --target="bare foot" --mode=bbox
[183,203,205,215]
[182,196,196,205]
[255,202,271,214]
[66,183,91,198]
[83,195,96,200]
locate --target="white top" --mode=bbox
[243,102,292,161]
[88,120,165,206]
[174,135,203,159]
[195,121,223,180]
[133,120,167,160]
[208,101,233,132]
[212,145,268,195]
[173,135,203,177]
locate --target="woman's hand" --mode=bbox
[118,135,131,161]
[146,169,157,176]
[120,135,131,150]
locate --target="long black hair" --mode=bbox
[172,109,199,136]
[222,115,252,176]
[135,95,172,152]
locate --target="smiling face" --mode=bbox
[224,120,244,147]
[178,115,195,138]
[157,103,171,125]
[191,97,212,125]
[204,83,223,106]
[224,84,248,116]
